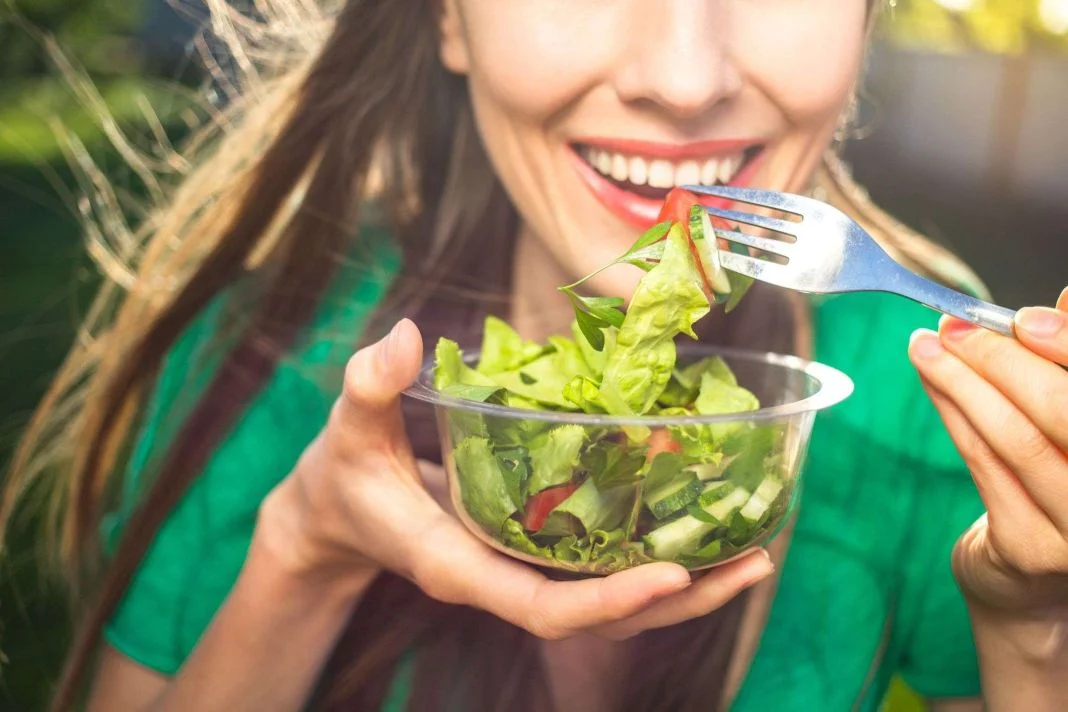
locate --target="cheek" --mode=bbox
[456,1,617,126]
[734,1,869,125]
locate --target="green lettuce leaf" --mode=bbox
[494,446,531,509]
[552,535,592,563]
[571,320,616,379]
[562,375,606,412]
[527,425,586,495]
[537,477,632,536]
[582,439,647,490]
[501,518,552,558]
[724,240,756,313]
[476,316,547,375]
[658,356,738,407]
[643,451,692,492]
[598,224,710,416]
[441,383,503,403]
[693,372,760,446]
[722,425,784,492]
[435,339,497,390]
[453,437,518,532]
[485,336,594,410]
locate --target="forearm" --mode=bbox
[151,533,378,712]
[970,604,1068,712]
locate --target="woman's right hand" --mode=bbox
[258,319,774,642]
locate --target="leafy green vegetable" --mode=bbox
[561,292,626,352]
[527,425,586,495]
[434,339,497,391]
[572,320,612,376]
[582,440,646,490]
[693,372,760,446]
[537,477,631,537]
[477,316,547,375]
[442,383,503,402]
[562,375,606,412]
[431,191,783,573]
[552,535,592,563]
[598,225,710,416]
[454,437,518,532]
[724,240,756,313]
[494,446,531,509]
[502,518,553,558]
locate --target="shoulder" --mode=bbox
[105,222,401,673]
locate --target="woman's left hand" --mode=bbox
[909,287,1068,615]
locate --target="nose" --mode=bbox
[612,1,742,120]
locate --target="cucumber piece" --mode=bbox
[693,538,722,559]
[739,478,783,523]
[689,206,733,299]
[642,514,714,561]
[645,471,703,520]
[704,487,751,523]
[696,480,732,507]
[643,484,754,560]
[686,455,736,481]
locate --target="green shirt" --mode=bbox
[103,238,984,710]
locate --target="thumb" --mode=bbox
[333,318,424,456]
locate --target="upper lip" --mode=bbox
[571,137,763,161]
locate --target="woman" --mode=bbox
[6,1,1067,710]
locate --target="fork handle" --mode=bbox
[895,270,1017,337]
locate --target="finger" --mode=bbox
[910,329,1068,530]
[1058,286,1068,312]
[1013,307,1068,366]
[412,518,691,639]
[937,315,1068,453]
[592,550,774,640]
[917,374,1043,531]
[332,319,423,458]
[918,377,1068,580]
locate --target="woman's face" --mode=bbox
[440,0,870,296]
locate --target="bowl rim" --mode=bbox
[403,343,854,426]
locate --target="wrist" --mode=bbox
[968,601,1068,668]
[251,481,381,605]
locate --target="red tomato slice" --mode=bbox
[646,428,682,462]
[657,187,703,232]
[522,482,580,531]
[654,189,716,297]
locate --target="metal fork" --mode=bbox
[684,184,1018,337]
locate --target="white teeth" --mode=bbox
[595,150,611,175]
[718,156,737,184]
[648,160,674,189]
[628,156,648,186]
[674,160,700,188]
[701,159,719,186]
[583,146,749,188]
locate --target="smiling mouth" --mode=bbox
[572,143,764,201]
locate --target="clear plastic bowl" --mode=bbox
[405,345,852,576]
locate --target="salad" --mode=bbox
[432,188,791,573]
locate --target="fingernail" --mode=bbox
[939,315,978,342]
[1016,307,1064,339]
[379,320,403,366]
[741,549,774,582]
[909,329,943,360]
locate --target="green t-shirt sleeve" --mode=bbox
[103,240,398,674]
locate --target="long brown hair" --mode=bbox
[3,1,987,710]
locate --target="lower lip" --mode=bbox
[569,149,765,229]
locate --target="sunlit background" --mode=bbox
[1,1,1066,710]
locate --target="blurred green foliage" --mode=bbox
[1,0,145,78]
